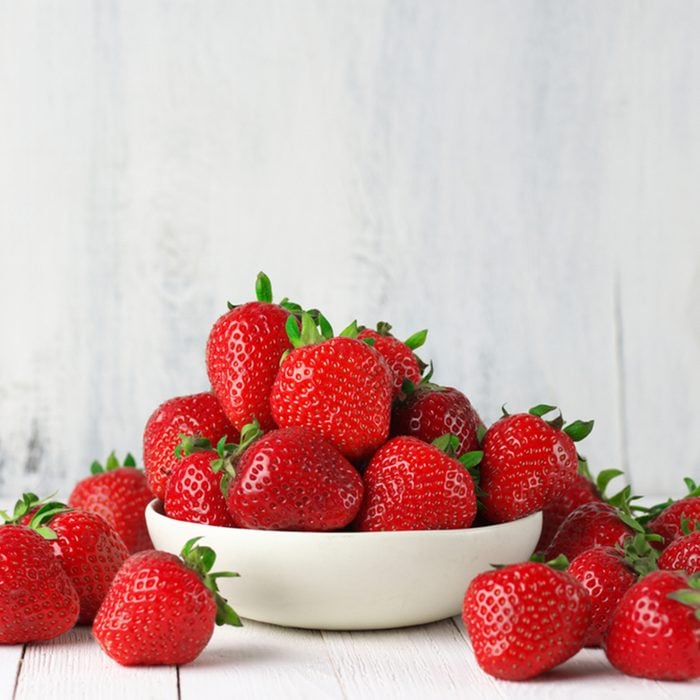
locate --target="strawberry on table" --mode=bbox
[604,570,700,680]
[0,523,80,644]
[390,383,482,458]
[658,529,700,575]
[643,479,700,548]
[270,315,393,462]
[479,405,594,523]
[354,435,478,531]
[463,559,592,680]
[69,452,154,553]
[143,391,237,500]
[206,272,294,432]
[224,425,363,531]
[93,538,241,666]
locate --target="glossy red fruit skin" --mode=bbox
[604,570,700,680]
[0,525,80,643]
[536,473,601,553]
[48,510,130,624]
[354,436,477,531]
[356,329,421,398]
[93,550,217,666]
[658,530,700,575]
[227,427,363,531]
[270,337,393,462]
[648,497,700,548]
[143,392,237,500]
[480,413,578,523]
[567,546,637,647]
[164,451,234,527]
[545,502,633,561]
[390,385,481,457]
[206,301,292,432]
[463,562,592,681]
[69,467,154,553]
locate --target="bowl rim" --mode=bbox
[146,499,542,538]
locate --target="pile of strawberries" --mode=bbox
[1,272,699,679]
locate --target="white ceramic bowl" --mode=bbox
[146,500,541,631]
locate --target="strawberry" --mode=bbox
[646,490,700,549]
[143,391,237,500]
[604,570,700,680]
[69,452,154,553]
[658,530,700,575]
[206,272,293,432]
[356,322,426,397]
[93,538,241,666]
[390,383,482,458]
[22,500,130,624]
[567,535,657,647]
[270,315,393,461]
[0,523,80,643]
[544,501,637,561]
[463,560,592,680]
[164,436,235,527]
[479,405,593,523]
[354,435,478,531]
[224,425,363,531]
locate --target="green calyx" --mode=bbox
[629,476,700,525]
[285,311,334,349]
[619,532,660,578]
[180,537,242,627]
[90,451,138,475]
[211,420,264,496]
[524,404,595,443]
[174,434,217,460]
[667,573,700,621]
[0,493,68,541]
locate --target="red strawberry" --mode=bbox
[0,524,80,643]
[354,436,477,531]
[647,497,700,548]
[390,383,482,457]
[24,501,130,624]
[545,501,636,561]
[270,316,393,461]
[224,426,363,531]
[356,322,426,397]
[604,570,700,680]
[164,436,235,527]
[69,452,154,553]
[93,538,241,666]
[143,391,237,500]
[658,530,700,575]
[479,406,593,523]
[463,560,592,680]
[206,272,293,432]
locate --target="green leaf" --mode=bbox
[596,468,624,497]
[667,589,700,607]
[528,404,558,418]
[420,360,434,384]
[317,313,334,340]
[35,526,57,541]
[476,424,487,445]
[545,554,570,571]
[401,379,416,395]
[404,329,428,350]
[563,419,595,442]
[105,452,120,470]
[617,510,645,534]
[299,312,324,346]
[90,460,104,475]
[123,453,137,468]
[255,272,273,303]
[361,336,375,347]
[339,320,358,338]
[286,315,302,347]
[432,434,459,455]
[459,451,484,470]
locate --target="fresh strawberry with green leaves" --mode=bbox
[143,391,237,500]
[604,570,700,680]
[223,425,363,531]
[164,435,235,527]
[478,405,594,523]
[544,499,639,561]
[640,479,700,548]
[536,466,623,554]
[69,452,153,553]
[568,535,659,647]
[0,520,80,644]
[13,497,130,624]
[390,383,482,458]
[270,315,393,462]
[356,322,427,398]
[462,558,592,681]
[206,272,296,432]
[93,537,241,666]
[658,530,700,575]
[354,435,478,531]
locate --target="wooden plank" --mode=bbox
[14,627,178,700]
[179,620,343,700]
[0,644,23,699]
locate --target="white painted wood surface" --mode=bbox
[2,619,698,699]
[0,3,699,502]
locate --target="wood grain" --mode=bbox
[0,643,23,699]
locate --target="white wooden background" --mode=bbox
[1,1,699,502]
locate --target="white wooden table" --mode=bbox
[2,615,698,699]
